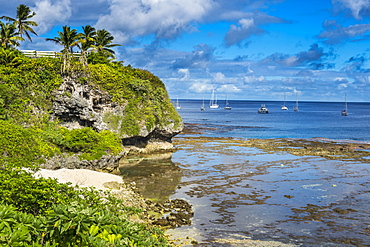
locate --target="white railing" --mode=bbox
[20,50,82,58]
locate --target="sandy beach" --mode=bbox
[34,168,124,190]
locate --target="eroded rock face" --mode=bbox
[51,77,114,131]
[40,152,126,172]
[51,77,183,148]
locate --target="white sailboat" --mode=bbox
[209,89,219,109]
[293,92,299,112]
[224,94,231,110]
[258,104,269,114]
[281,93,288,110]
[341,94,348,116]
[201,96,205,111]
[176,97,181,109]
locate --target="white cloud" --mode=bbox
[32,0,72,34]
[333,0,370,19]
[217,84,241,93]
[243,75,266,84]
[239,18,255,29]
[338,83,348,89]
[178,68,190,81]
[211,72,226,83]
[354,75,370,84]
[224,12,290,47]
[95,0,213,42]
[189,82,213,93]
[318,21,370,44]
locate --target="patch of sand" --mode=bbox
[34,168,123,190]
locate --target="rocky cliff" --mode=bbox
[1,57,183,171]
[51,75,183,150]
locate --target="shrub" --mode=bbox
[0,120,45,169]
[0,169,76,215]
[0,168,171,246]
[61,127,122,160]
[0,57,62,125]
[0,47,25,67]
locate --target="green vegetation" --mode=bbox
[0,4,38,42]
[0,119,171,246]
[91,63,182,137]
[0,4,181,246]
[0,52,181,138]
[0,169,170,246]
[62,127,123,160]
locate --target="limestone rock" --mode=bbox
[51,76,183,148]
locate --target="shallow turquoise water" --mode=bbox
[167,138,370,246]
[122,100,370,246]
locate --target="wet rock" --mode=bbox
[149,199,194,228]
[40,152,127,172]
[333,207,357,214]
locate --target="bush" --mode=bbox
[0,169,76,215]
[61,127,122,160]
[0,57,62,125]
[0,47,25,67]
[0,120,46,169]
[0,168,171,246]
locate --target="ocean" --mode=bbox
[175,99,370,142]
[121,100,370,246]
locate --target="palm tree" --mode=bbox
[0,47,23,67]
[79,25,96,52]
[0,4,38,42]
[0,22,24,48]
[91,29,121,58]
[78,25,96,67]
[45,26,81,73]
[46,25,81,53]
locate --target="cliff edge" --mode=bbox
[51,73,183,149]
[0,57,183,170]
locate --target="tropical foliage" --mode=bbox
[0,46,24,66]
[0,5,181,246]
[0,56,62,125]
[58,127,123,160]
[45,25,83,72]
[91,29,121,57]
[0,168,170,246]
[1,4,121,66]
[0,56,175,245]
[0,22,24,48]
[0,4,38,42]
[46,26,81,53]
[79,25,95,50]
[0,119,171,246]
[90,63,182,137]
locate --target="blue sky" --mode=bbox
[2,0,370,102]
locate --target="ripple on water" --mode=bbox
[121,137,370,246]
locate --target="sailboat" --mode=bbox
[341,94,348,116]
[258,104,269,114]
[176,97,181,110]
[293,92,299,112]
[224,94,232,110]
[209,89,219,109]
[281,93,288,110]
[201,96,205,111]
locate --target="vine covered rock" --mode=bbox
[51,65,183,149]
